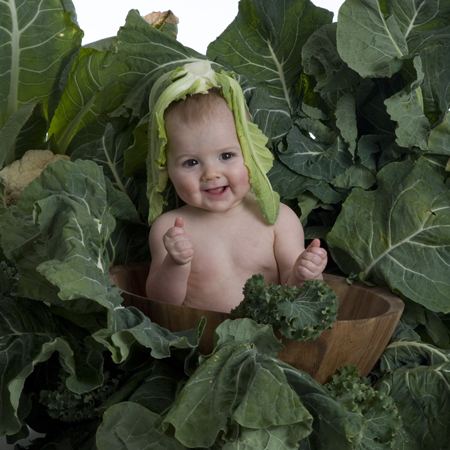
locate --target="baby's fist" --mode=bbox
[163,217,194,265]
[294,238,327,283]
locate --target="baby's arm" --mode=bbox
[145,216,193,304]
[274,204,327,288]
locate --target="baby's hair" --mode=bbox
[164,87,228,127]
[164,87,252,128]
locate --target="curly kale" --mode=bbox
[325,365,402,447]
[0,258,18,296]
[231,274,338,341]
[39,370,122,423]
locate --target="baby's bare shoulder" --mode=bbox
[276,203,301,226]
[150,209,183,238]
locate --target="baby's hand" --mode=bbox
[163,217,194,265]
[293,239,327,283]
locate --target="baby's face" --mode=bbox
[165,101,251,214]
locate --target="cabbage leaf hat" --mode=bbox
[146,60,280,225]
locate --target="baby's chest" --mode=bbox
[190,227,277,276]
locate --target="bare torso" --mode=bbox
[158,196,279,312]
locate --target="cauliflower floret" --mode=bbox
[0,150,70,207]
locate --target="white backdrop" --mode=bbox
[75,0,344,53]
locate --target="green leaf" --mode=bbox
[384,57,431,151]
[327,157,450,312]
[231,275,338,341]
[335,93,357,156]
[0,0,82,129]
[284,367,366,449]
[207,0,333,114]
[326,366,401,449]
[377,363,450,450]
[161,342,312,448]
[248,87,293,141]
[331,162,377,190]
[302,23,360,94]
[92,307,205,363]
[428,111,450,156]
[0,160,127,328]
[279,126,354,183]
[223,424,309,450]
[419,44,450,126]
[48,46,111,155]
[128,360,187,415]
[379,338,450,375]
[0,295,103,435]
[212,318,285,357]
[96,402,184,450]
[0,102,46,168]
[269,159,344,205]
[337,0,408,78]
[385,0,450,53]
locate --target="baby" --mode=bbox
[146,67,327,313]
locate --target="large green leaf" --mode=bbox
[48,45,112,155]
[337,0,450,80]
[207,0,333,115]
[0,160,127,328]
[337,0,408,78]
[385,0,450,53]
[327,157,450,312]
[0,0,82,129]
[161,342,312,448]
[377,363,450,450]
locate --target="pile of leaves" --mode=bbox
[1,0,450,448]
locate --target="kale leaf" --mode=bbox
[231,274,338,341]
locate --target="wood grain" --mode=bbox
[109,262,404,384]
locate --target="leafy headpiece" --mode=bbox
[146,60,280,225]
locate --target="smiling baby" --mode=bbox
[145,63,327,313]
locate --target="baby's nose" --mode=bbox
[201,163,221,181]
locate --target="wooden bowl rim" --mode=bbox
[109,263,404,324]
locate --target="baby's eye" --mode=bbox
[220,152,235,160]
[184,159,198,167]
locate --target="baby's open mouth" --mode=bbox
[205,186,228,195]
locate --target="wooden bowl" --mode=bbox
[109,262,404,384]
